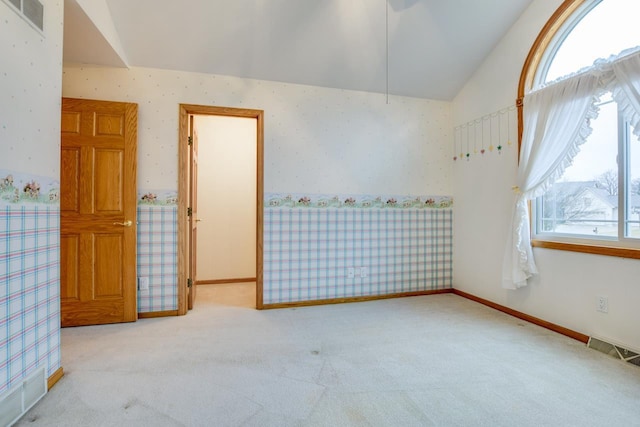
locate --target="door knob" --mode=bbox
[195,218,203,222]
[114,220,133,227]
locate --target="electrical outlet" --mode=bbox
[347,268,355,279]
[360,267,368,278]
[138,276,149,291]
[597,296,608,313]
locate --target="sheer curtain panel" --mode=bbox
[611,52,640,140]
[502,73,600,289]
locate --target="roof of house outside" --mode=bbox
[549,181,640,210]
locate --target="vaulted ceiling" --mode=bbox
[63,0,533,101]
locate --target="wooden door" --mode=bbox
[60,98,138,326]
[188,115,198,309]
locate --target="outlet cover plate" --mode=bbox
[597,296,608,313]
[360,267,368,278]
[347,268,355,279]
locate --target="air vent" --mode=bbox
[0,366,47,427]
[2,0,44,32]
[0,386,22,427]
[22,0,43,31]
[588,336,640,367]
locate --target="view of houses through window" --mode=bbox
[534,0,640,242]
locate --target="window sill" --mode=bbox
[531,239,640,260]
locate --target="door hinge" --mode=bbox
[187,207,192,217]
[187,278,193,288]
[188,136,193,145]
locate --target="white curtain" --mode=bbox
[502,48,640,290]
[611,52,640,139]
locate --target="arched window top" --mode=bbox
[518,0,640,143]
[531,0,640,89]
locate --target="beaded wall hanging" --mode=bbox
[453,105,516,161]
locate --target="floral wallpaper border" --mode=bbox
[0,169,60,205]
[0,169,181,207]
[138,190,178,206]
[266,193,453,209]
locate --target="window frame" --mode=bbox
[518,0,640,260]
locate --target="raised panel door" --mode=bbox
[60,98,138,326]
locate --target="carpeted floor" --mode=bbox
[15,283,640,426]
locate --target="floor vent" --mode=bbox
[588,337,640,367]
[0,366,47,427]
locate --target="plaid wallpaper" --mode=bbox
[263,194,453,305]
[0,190,451,396]
[0,206,60,395]
[137,205,178,312]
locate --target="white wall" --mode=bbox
[452,0,640,351]
[69,0,128,65]
[195,115,256,281]
[0,0,63,177]
[61,65,452,196]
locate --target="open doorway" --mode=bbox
[194,115,257,285]
[178,105,264,313]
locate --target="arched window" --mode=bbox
[537,0,640,86]
[506,0,640,288]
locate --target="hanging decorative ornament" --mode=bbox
[507,108,513,146]
[465,122,471,161]
[455,104,516,160]
[481,117,486,155]
[453,126,459,162]
[489,114,494,156]
[496,112,500,152]
[473,120,478,154]
[460,123,468,162]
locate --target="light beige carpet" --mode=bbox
[16,283,640,426]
